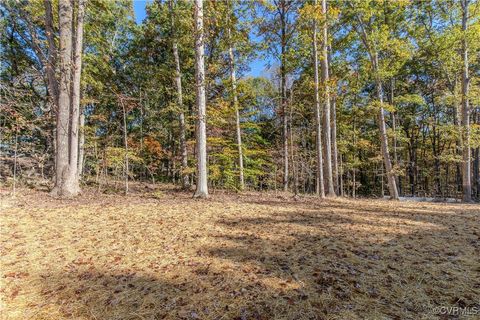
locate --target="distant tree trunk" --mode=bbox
[331,95,339,195]
[327,44,338,194]
[289,88,298,196]
[280,0,289,191]
[352,112,357,198]
[389,78,400,195]
[352,166,356,199]
[227,24,245,190]
[320,0,335,197]
[474,147,479,199]
[461,0,472,202]
[339,153,344,196]
[169,0,189,189]
[12,119,18,197]
[52,0,73,197]
[475,111,480,199]
[121,98,129,195]
[78,108,85,176]
[474,108,479,198]
[66,0,85,195]
[431,95,441,197]
[193,0,208,198]
[312,0,325,198]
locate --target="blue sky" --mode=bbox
[132,0,267,78]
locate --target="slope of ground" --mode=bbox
[1,186,479,320]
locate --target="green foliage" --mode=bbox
[1,0,479,198]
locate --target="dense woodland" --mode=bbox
[1,0,479,201]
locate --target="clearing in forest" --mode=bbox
[1,187,479,320]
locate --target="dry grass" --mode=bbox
[1,186,479,320]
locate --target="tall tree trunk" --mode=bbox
[432,95,441,197]
[280,0,289,191]
[12,119,18,197]
[78,108,85,176]
[44,0,59,107]
[289,88,298,196]
[193,0,208,198]
[121,98,129,195]
[373,54,399,200]
[66,0,85,195]
[227,24,245,190]
[169,0,189,189]
[320,0,335,197]
[331,95,339,195]
[327,44,338,194]
[475,111,480,199]
[339,153,344,196]
[461,0,472,202]
[354,11,399,200]
[52,0,73,197]
[389,78,400,195]
[454,98,462,196]
[474,110,479,198]
[312,0,325,198]
[474,146,479,199]
[352,109,357,198]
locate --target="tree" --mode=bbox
[193,0,208,198]
[169,0,189,189]
[320,0,335,196]
[2,0,479,202]
[344,0,407,200]
[312,0,325,197]
[227,15,245,190]
[460,0,472,202]
[256,0,299,192]
[67,0,86,193]
[51,0,85,197]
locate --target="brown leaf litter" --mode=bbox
[1,187,479,319]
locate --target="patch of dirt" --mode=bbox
[1,186,479,319]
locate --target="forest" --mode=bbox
[0,0,479,200]
[1,0,480,319]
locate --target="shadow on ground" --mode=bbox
[3,192,479,320]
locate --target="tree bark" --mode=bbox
[331,95,339,195]
[44,0,59,106]
[320,0,335,197]
[227,23,245,190]
[52,0,73,196]
[389,78,400,195]
[353,9,399,200]
[475,111,480,199]
[193,0,208,198]
[352,112,357,198]
[121,98,129,195]
[169,0,189,189]
[373,54,399,200]
[312,0,325,198]
[66,0,85,195]
[13,119,18,197]
[280,0,289,192]
[461,0,472,202]
[289,88,298,196]
[431,94,442,197]
[78,108,85,176]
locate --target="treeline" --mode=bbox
[1,0,479,200]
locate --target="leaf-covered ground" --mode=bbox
[1,186,479,320]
